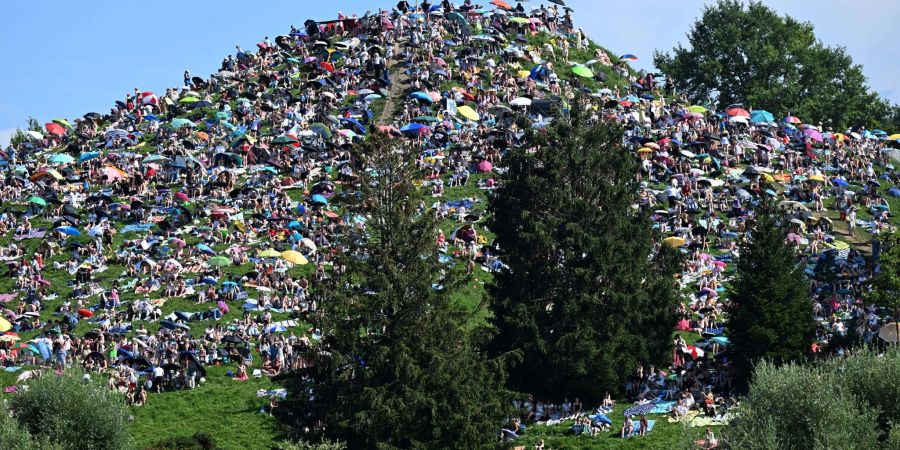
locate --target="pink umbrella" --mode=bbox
[217,300,229,315]
[477,161,493,173]
[175,192,189,203]
[804,128,823,143]
[787,233,802,244]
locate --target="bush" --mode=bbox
[0,401,59,450]
[726,360,878,449]
[277,440,346,450]
[145,433,217,450]
[9,371,132,450]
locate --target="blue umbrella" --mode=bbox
[888,187,900,197]
[55,226,80,236]
[145,114,159,122]
[196,243,216,254]
[750,110,774,123]
[832,179,850,187]
[410,91,433,103]
[310,194,328,205]
[79,152,101,163]
[710,336,730,346]
[49,154,74,164]
[400,123,428,134]
[340,117,367,134]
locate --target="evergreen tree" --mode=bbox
[488,102,681,400]
[728,198,816,385]
[869,229,900,343]
[280,133,513,449]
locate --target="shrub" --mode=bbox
[9,371,132,450]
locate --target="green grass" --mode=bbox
[512,402,721,450]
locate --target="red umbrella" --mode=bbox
[78,309,94,318]
[175,192,190,203]
[726,107,750,118]
[619,100,634,108]
[491,0,512,9]
[319,61,334,72]
[45,122,66,136]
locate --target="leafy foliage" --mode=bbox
[726,360,879,450]
[869,229,900,312]
[280,133,513,449]
[9,371,132,450]
[727,199,816,384]
[654,0,892,130]
[488,102,681,400]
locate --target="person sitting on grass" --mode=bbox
[638,415,649,436]
[621,416,635,438]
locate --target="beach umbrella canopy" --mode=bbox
[49,154,74,164]
[0,318,10,333]
[726,107,750,118]
[179,96,200,104]
[29,196,47,206]
[510,97,532,107]
[619,53,638,61]
[207,256,232,267]
[687,105,707,114]
[571,64,594,78]
[171,118,196,128]
[281,250,309,265]
[25,130,44,141]
[400,123,429,134]
[79,152,101,163]
[663,236,686,247]
[879,323,900,343]
[310,194,329,205]
[45,122,66,136]
[258,249,282,258]
[456,105,480,121]
[750,110,774,123]
[55,226,80,236]
[804,128,824,142]
[784,115,802,124]
[410,91,434,103]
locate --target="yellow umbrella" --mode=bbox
[517,70,531,78]
[761,173,775,183]
[663,236,686,248]
[809,175,826,182]
[636,147,653,154]
[0,317,11,332]
[889,133,900,140]
[833,133,846,141]
[457,105,480,121]
[281,250,309,265]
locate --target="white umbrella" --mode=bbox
[301,238,318,253]
[25,131,44,141]
[880,323,900,344]
[509,97,532,107]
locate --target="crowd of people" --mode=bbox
[0,0,898,446]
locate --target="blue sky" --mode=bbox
[1,0,898,145]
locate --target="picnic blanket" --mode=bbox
[0,293,18,303]
[668,410,700,423]
[690,415,731,427]
[650,401,675,414]
[13,230,45,241]
[623,402,655,417]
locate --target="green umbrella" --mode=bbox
[309,123,332,139]
[258,249,282,258]
[413,115,439,123]
[28,196,47,206]
[179,97,200,104]
[272,136,299,145]
[510,17,530,24]
[53,118,74,129]
[687,105,708,113]
[207,256,231,267]
[170,118,196,128]
[571,65,594,78]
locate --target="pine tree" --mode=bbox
[728,198,816,385]
[488,102,681,400]
[280,133,513,449]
